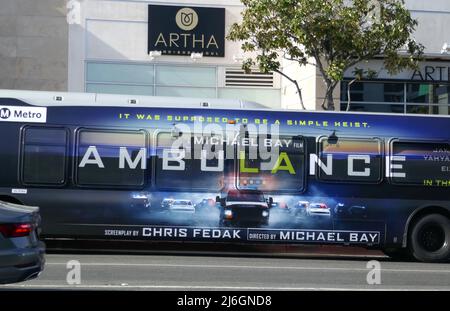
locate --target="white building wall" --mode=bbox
[68,0,282,108]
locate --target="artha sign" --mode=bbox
[148,5,225,57]
[410,65,450,81]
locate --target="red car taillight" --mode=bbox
[0,223,33,238]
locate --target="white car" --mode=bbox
[307,202,331,216]
[169,200,195,214]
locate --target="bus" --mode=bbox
[0,89,449,262]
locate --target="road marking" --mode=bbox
[1,284,446,291]
[44,262,450,273]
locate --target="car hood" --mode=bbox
[170,204,194,209]
[0,201,40,224]
[226,201,268,207]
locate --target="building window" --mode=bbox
[86,62,155,96]
[86,62,217,99]
[76,129,147,187]
[22,127,68,185]
[341,79,450,115]
[155,65,216,87]
[341,81,404,103]
[85,62,281,108]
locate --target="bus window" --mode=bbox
[318,137,383,183]
[391,141,450,186]
[22,127,68,185]
[76,130,147,187]
[237,135,305,193]
[155,132,225,191]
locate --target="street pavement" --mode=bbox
[1,252,449,290]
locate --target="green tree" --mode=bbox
[228,0,424,110]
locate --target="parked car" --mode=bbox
[217,190,272,226]
[0,201,45,284]
[169,200,195,214]
[307,202,331,217]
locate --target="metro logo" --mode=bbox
[0,106,47,123]
[0,108,11,119]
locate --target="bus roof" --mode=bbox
[0,89,268,110]
[0,89,449,119]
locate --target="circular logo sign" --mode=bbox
[0,108,11,119]
[175,8,198,31]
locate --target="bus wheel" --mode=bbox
[409,214,450,263]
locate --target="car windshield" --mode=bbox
[227,191,265,202]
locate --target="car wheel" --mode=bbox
[408,213,450,263]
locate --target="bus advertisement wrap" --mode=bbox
[0,93,449,262]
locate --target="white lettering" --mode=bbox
[119,147,146,169]
[79,146,104,168]
[162,149,186,171]
[309,153,333,175]
[348,155,371,177]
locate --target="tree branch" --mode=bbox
[274,69,306,110]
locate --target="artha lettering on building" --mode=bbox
[153,33,219,50]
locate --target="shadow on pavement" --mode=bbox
[44,239,389,261]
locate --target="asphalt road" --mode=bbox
[1,253,450,290]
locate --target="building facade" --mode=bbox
[0,0,68,91]
[0,0,450,114]
[68,0,282,109]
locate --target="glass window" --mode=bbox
[22,127,68,185]
[86,83,154,96]
[155,132,225,191]
[407,83,450,104]
[156,65,216,87]
[341,81,404,103]
[405,104,448,115]
[341,81,363,102]
[86,62,154,84]
[227,190,266,202]
[341,102,404,114]
[391,141,450,186]
[406,83,433,103]
[383,83,405,102]
[237,134,305,192]
[76,130,147,187]
[318,137,383,183]
[435,85,450,104]
[155,86,216,98]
